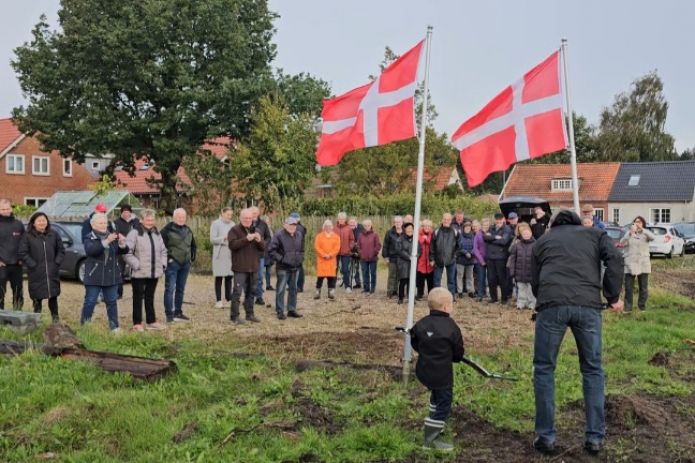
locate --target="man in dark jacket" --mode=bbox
[161,208,196,323]
[382,216,404,298]
[228,208,265,324]
[348,216,363,289]
[250,206,272,305]
[484,212,513,304]
[530,207,550,239]
[268,216,304,320]
[0,198,25,310]
[80,213,129,332]
[289,212,306,292]
[530,210,623,455]
[430,213,459,297]
[113,204,140,298]
[411,287,464,451]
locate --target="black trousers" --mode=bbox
[487,259,511,302]
[416,271,434,298]
[132,278,158,325]
[316,277,336,289]
[32,297,59,321]
[625,273,649,311]
[231,271,257,319]
[215,276,233,302]
[398,278,410,300]
[0,264,24,310]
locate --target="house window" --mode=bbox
[32,156,50,176]
[5,154,25,174]
[92,161,100,169]
[551,178,574,191]
[612,208,620,224]
[24,197,48,208]
[650,208,671,224]
[593,208,604,222]
[63,158,73,177]
[628,175,640,186]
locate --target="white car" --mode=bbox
[647,224,685,258]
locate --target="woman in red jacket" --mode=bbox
[416,219,435,300]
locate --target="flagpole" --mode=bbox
[402,25,433,382]
[561,38,581,213]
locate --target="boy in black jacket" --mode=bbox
[411,287,464,451]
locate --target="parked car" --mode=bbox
[674,223,695,254]
[604,226,627,254]
[499,196,552,224]
[646,224,685,258]
[51,221,88,283]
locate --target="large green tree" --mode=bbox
[230,95,318,212]
[12,0,277,213]
[596,71,677,162]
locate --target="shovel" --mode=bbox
[395,327,518,381]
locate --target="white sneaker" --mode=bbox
[215,301,224,309]
[111,327,121,334]
[346,288,352,293]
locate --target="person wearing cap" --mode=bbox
[0,198,26,311]
[289,212,306,293]
[268,216,304,320]
[581,204,605,230]
[451,210,466,234]
[484,212,513,304]
[430,213,459,297]
[530,209,623,455]
[113,204,140,299]
[507,212,519,235]
[530,207,550,239]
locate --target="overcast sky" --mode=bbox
[2,0,693,151]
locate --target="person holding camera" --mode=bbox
[620,216,654,312]
[228,208,265,324]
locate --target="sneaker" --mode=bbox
[287,311,303,318]
[173,314,190,322]
[266,286,275,291]
[231,317,246,325]
[533,437,555,454]
[166,316,175,323]
[345,287,352,293]
[215,301,224,309]
[133,324,145,332]
[146,322,165,330]
[277,313,287,320]
[255,298,265,306]
[111,327,121,334]
[246,315,261,323]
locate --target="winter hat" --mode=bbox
[508,212,519,219]
[95,203,107,213]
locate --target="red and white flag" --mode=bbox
[316,41,424,167]
[451,51,567,187]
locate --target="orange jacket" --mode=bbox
[314,231,341,277]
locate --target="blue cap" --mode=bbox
[508,212,519,219]
[289,212,300,220]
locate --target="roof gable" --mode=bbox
[0,118,24,157]
[609,161,695,202]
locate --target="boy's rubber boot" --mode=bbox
[422,423,454,452]
[314,288,321,300]
[328,289,336,299]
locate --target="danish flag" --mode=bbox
[451,51,568,187]
[316,41,424,166]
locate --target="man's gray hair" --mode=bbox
[173,208,186,217]
[393,215,403,223]
[90,212,108,226]
[337,211,347,220]
[323,219,334,230]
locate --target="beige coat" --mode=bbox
[620,228,655,275]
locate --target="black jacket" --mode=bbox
[508,238,535,283]
[18,227,65,300]
[114,216,141,237]
[268,229,304,270]
[411,311,465,389]
[83,231,129,286]
[0,214,25,265]
[395,234,421,280]
[431,226,459,267]
[531,214,550,240]
[252,219,273,260]
[457,231,475,265]
[483,224,512,261]
[382,227,403,259]
[531,211,623,311]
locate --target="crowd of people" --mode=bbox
[0,197,657,332]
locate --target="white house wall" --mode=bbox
[608,202,695,225]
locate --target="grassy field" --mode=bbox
[0,258,694,462]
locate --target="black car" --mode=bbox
[499,196,552,223]
[674,223,695,254]
[51,222,88,283]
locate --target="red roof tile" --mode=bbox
[114,159,192,195]
[0,118,23,155]
[502,162,621,202]
[201,136,232,161]
[409,166,458,191]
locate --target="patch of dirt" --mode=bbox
[172,422,198,443]
[651,266,695,302]
[294,396,341,435]
[648,351,671,367]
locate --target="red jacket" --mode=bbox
[337,222,355,256]
[357,229,381,262]
[417,229,435,273]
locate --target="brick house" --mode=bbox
[500,162,622,222]
[0,118,95,207]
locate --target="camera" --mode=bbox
[249,224,256,234]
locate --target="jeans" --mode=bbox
[81,284,119,329]
[296,264,305,291]
[132,278,158,325]
[624,273,649,311]
[487,259,511,301]
[360,261,377,292]
[474,263,487,298]
[533,306,604,445]
[276,268,298,315]
[387,260,399,296]
[428,387,453,422]
[265,262,274,288]
[255,257,265,299]
[433,263,457,295]
[231,271,257,319]
[164,260,191,318]
[0,264,24,310]
[339,255,352,288]
[416,271,434,298]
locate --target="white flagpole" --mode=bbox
[402,25,432,382]
[561,38,581,213]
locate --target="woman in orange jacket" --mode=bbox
[314,219,341,300]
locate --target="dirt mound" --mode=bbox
[294,397,341,434]
[605,395,671,430]
[648,351,671,367]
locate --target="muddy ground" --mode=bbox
[4,263,694,462]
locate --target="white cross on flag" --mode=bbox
[316,41,424,166]
[451,51,568,187]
